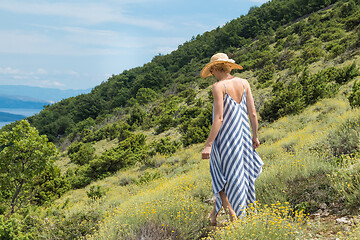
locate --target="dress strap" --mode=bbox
[223,83,227,93]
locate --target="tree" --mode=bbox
[0,120,57,213]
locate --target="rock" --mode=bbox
[336,217,351,225]
[315,209,323,214]
[319,203,327,209]
[309,213,321,219]
[204,197,215,205]
[321,209,330,217]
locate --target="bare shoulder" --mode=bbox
[212,82,223,91]
[233,77,250,89]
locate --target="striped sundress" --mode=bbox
[210,83,264,217]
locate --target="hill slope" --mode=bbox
[1,0,360,239]
[0,95,49,109]
[19,95,360,239]
[25,0,354,142]
[0,85,91,103]
[0,111,26,121]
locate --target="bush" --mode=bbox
[286,170,341,214]
[260,64,359,122]
[299,68,339,105]
[348,80,360,108]
[260,81,305,122]
[345,10,360,30]
[301,44,323,64]
[327,119,360,157]
[136,171,162,185]
[178,88,196,105]
[0,214,33,239]
[127,105,146,127]
[35,208,103,239]
[86,185,106,201]
[31,166,70,205]
[136,88,158,105]
[155,114,176,134]
[150,137,181,156]
[68,142,96,165]
[257,64,275,85]
[179,104,212,146]
[67,133,148,189]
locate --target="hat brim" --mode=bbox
[200,60,243,78]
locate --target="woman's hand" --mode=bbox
[202,146,212,159]
[252,137,260,149]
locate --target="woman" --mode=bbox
[201,53,263,225]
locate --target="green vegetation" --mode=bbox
[0,120,62,214]
[260,63,360,122]
[1,0,360,239]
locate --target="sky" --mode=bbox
[0,0,267,90]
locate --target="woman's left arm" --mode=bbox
[202,83,224,159]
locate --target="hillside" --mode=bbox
[15,0,358,144]
[0,95,49,109]
[0,111,26,121]
[0,85,91,103]
[1,0,360,239]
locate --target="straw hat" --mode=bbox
[200,53,243,78]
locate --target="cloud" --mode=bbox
[0,67,21,74]
[0,27,186,56]
[38,80,65,88]
[0,1,170,30]
[36,68,47,74]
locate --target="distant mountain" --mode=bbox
[0,111,26,122]
[0,85,91,103]
[0,95,49,109]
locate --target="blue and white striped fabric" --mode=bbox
[210,86,264,217]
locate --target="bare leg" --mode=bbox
[209,205,217,225]
[219,190,238,221]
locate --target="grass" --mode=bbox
[29,87,360,239]
[205,202,309,240]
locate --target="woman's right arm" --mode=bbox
[244,80,260,149]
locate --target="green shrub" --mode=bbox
[345,10,360,30]
[260,81,305,122]
[155,114,176,134]
[257,64,275,85]
[286,170,341,214]
[299,68,339,105]
[260,64,359,122]
[127,105,146,127]
[331,157,360,212]
[0,214,33,240]
[179,104,212,146]
[178,88,196,105]
[86,185,106,201]
[150,137,181,156]
[136,171,162,185]
[31,166,70,205]
[68,142,96,165]
[338,0,357,18]
[35,208,103,239]
[327,119,360,157]
[301,44,323,64]
[348,80,360,108]
[136,88,158,105]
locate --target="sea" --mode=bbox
[0,108,43,129]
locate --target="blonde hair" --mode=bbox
[212,63,232,73]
